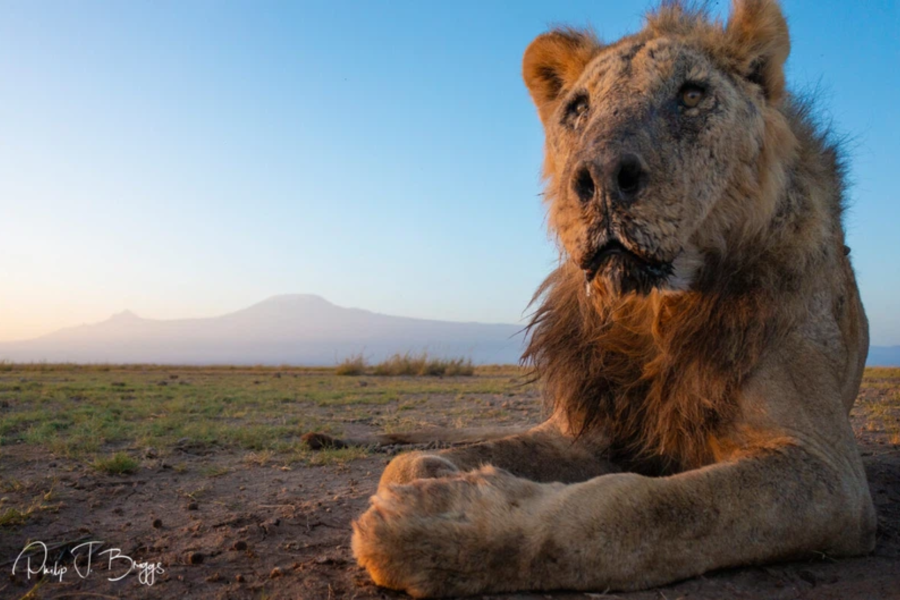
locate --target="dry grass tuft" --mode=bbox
[335,352,475,376]
[335,353,367,376]
[372,352,474,377]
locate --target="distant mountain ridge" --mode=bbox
[2,295,896,366]
[0,295,526,366]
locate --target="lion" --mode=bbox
[349,1,876,596]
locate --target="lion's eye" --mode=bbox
[571,97,589,116]
[680,84,705,108]
[563,95,590,126]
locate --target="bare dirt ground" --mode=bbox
[1,366,898,600]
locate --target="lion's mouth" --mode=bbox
[581,240,652,279]
[581,239,674,295]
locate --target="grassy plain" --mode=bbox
[855,367,900,444]
[0,364,896,600]
[2,365,896,464]
[0,363,536,469]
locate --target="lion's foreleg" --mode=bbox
[378,419,616,491]
[354,444,875,597]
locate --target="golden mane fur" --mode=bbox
[523,243,792,471]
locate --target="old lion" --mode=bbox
[351,0,875,596]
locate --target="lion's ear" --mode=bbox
[725,0,790,103]
[522,29,601,125]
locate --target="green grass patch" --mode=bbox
[0,507,30,527]
[92,452,139,475]
[0,363,526,462]
[0,487,60,528]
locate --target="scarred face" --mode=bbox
[523,9,792,296]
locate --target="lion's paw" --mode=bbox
[353,466,544,597]
[377,451,460,491]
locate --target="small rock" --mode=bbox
[187,502,199,511]
[205,573,221,583]
[235,574,245,583]
[269,567,283,578]
[187,552,204,565]
[152,518,163,529]
[301,432,347,450]
[232,540,247,551]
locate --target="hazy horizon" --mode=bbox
[2,293,528,344]
[2,292,898,367]
[1,1,898,344]
[0,293,528,366]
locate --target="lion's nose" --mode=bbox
[572,153,647,207]
[572,165,597,204]
[613,153,646,205]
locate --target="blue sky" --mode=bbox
[1,0,898,344]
